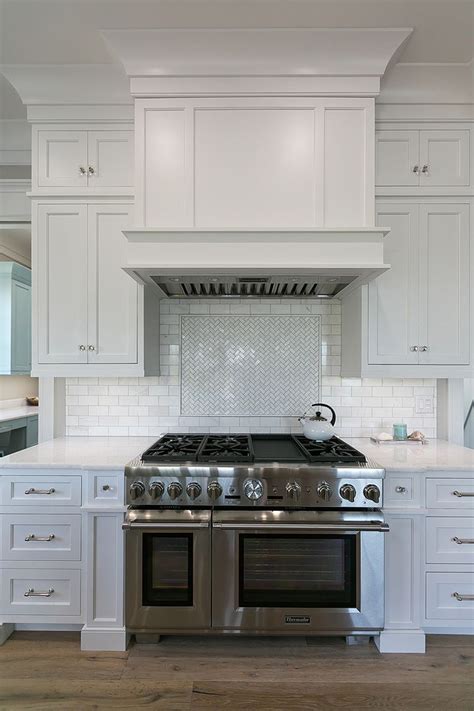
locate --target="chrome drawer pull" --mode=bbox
[452,537,474,545]
[395,486,406,493]
[24,488,55,495]
[452,491,474,497]
[452,592,474,602]
[24,534,55,542]
[24,588,54,598]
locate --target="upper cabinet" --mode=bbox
[135,97,375,229]
[33,202,148,376]
[33,127,134,194]
[376,129,471,191]
[0,262,32,375]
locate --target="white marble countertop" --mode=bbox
[0,436,154,470]
[0,406,39,424]
[0,434,473,472]
[347,438,474,472]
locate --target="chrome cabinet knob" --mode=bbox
[317,482,332,502]
[410,346,419,352]
[421,165,429,174]
[207,482,223,501]
[79,345,86,351]
[168,482,183,500]
[129,481,145,500]
[340,484,356,503]
[88,166,95,176]
[186,482,202,500]
[420,346,429,352]
[88,345,95,351]
[286,482,301,500]
[412,165,420,175]
[364,484,381,503]
[244,479,264,501]
[79,166,87,176]
[395,486,406,494]
[149,481,165,500]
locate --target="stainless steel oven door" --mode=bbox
[123,509,211,632]
[212,510,388,633]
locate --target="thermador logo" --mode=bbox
[285,615,311,624]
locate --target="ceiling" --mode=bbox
[0,0,473,117]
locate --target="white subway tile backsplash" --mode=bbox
[65,298,437,438]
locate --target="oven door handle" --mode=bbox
[211,523,389,532]
[122,521,210,531]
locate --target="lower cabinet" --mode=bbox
[0,568,81,617]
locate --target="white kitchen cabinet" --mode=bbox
[376,129,470,188]
[135,96,374,229]
[35,128,133,192]
[35,203,138,368]
[365,201,470,368]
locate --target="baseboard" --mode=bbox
[375,629,426,653]
[81,626,131,652]
[0,624,14,646]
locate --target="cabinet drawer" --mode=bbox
[426,479,474,509]
[1,514,81,561]
[86,472,124,506]
[384,474,420,507]
[426,572,474,622]
[0,568,81,616]
[426,517,474,564]
[1,474,82,506]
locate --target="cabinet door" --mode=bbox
[87,131,134,188]
[11,280,31,373]
[37,131,88,188]
[368,204,419,364]
[37,204,88,363]
[419,204,470,365]
[419,130,470,187]
[87,205,138,364]
[375,131,419,187]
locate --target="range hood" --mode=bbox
[123,228,390,299]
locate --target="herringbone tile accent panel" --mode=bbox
[181,315,321,416]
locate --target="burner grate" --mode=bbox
[293,436,367,464]
[198,434,253,463]
[141,434,204,463]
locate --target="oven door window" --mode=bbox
[239,534,356,608]
[142,533,193,606]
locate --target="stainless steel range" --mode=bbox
[123,433,387,638]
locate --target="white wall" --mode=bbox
[0,375,38,402]
[65,298,437,438]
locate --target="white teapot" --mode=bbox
[299,403,337,441]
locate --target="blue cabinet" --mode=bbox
[0,262,32,374]
[0,415,38,457]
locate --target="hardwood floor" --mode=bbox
[0,633,473,710]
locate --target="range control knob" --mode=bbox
[244,479,264,501]
[129,481,145,500]
[207,481,223,501]
[167,482,183,500]
[317,482,332,502]
[340,484,356,503]
[286,482,301,500]
[186,482,202,500]
[363,484,381,504]
[149,481,165,500]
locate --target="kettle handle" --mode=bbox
[311,403,337,426]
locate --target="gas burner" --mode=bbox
[198,434,253,463]
[141,434,204,463]
[294,436,367,464]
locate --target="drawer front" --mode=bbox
[1,475,82,506]
[384,475,420,507]
[1,514,82,561]
[426,479,474,509]
[0,568,81,616]
[426,517,474,564]
[426,572,474,621]
[87,472,124,506]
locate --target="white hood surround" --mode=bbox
[103,28,412,296]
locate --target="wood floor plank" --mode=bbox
[0,680,192,711]
[190,682,474,711]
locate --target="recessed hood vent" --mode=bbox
[150,274,350,299]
